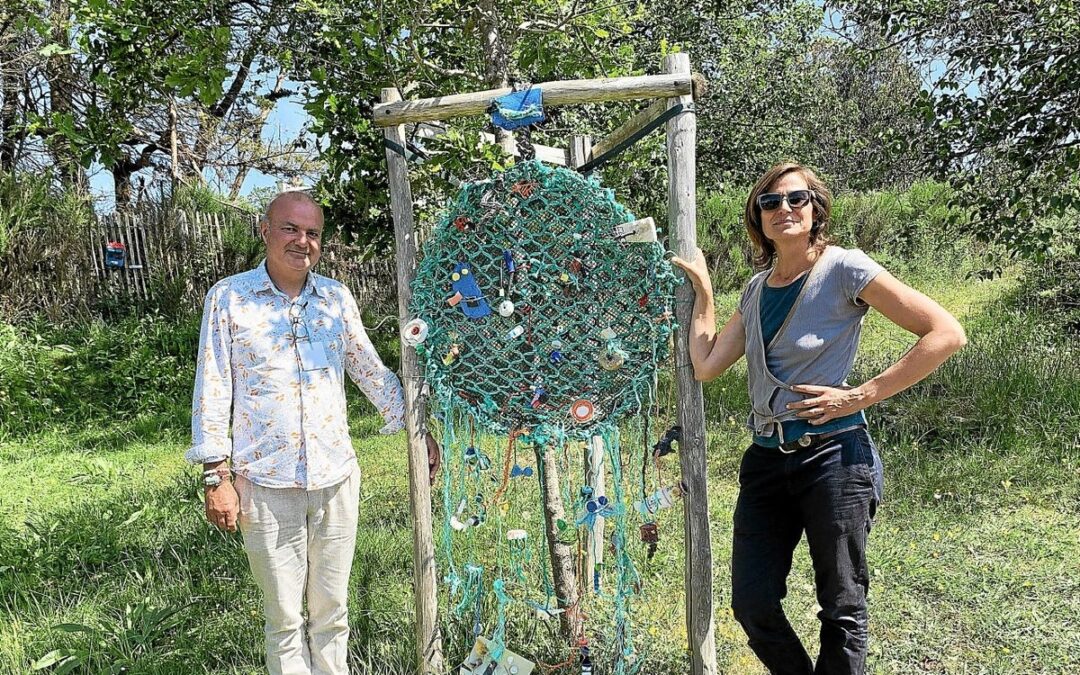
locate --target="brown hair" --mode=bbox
[744,162,833,269]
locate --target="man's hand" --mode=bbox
[205,481,240,532]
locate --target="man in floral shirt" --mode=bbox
[186,191,405,675]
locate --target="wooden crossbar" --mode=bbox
[373,73,693,127]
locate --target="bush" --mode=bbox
[0,315,201,438]
[696,189,754,293]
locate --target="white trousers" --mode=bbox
[236,465,359,675]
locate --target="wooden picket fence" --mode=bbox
[0,207,398,322]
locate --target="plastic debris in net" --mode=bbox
[406,160,678,673]
[491,87,545,130]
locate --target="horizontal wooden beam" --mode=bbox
[373,73,694,127]
[590,98,674,164]
[480,132,569,166]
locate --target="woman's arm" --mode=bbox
[670,248,746,382]
[788,271,968,424]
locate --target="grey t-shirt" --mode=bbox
[738,246,885,440]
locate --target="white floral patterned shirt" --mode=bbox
[186,262,405,489]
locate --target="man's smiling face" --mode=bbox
[261,195,325,275]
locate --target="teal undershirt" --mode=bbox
[754,274,865,447]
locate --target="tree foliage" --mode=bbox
[300,0,932,250]
[1,0,314,205]
[833,0,1080,257]
[297,0,642,248]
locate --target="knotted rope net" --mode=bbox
[407,159,678,672]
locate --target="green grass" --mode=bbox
[2,263,1079,674]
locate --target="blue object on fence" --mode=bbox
[104,241,127,270]
[490,87,544,130]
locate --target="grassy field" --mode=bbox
[2,263,1078,674]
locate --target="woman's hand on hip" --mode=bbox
[787,384,871,424]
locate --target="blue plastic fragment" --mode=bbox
[491,87,545,130]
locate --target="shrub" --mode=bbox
[0,315,200,438]
[696,189,753,293]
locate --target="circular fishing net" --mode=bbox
[408,160,677,439]
[406,160,680,673]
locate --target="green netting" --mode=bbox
[405,160,678,672]
[408,160,677,440]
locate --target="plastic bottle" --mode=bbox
[634,485,683,515]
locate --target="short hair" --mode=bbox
[744,162,833,269]
[261,191,322,225]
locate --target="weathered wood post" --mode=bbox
[569,135,607,595]
[380,87,444,674]
[536,442,582,640]
[663,53,717,674]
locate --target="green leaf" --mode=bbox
[31,650,74,670]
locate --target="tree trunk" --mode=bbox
[113,163,133,210]
[0,38,22,172]
[536,442,580,641]
[478,0,515,155]
[44,0,84,190]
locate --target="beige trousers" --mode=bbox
[236,465,359,675]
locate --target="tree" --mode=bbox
[2,0,315,206]
[631,0,930,193]
[832,0,1080,257]
[296,0,643,248]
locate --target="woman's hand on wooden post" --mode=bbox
[669,247,712,293]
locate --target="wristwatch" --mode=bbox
[203,473,224,487]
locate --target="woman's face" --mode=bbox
[760,172,814,245]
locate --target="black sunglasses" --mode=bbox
[756,190,815,211]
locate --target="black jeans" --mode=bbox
[731,428,884,675]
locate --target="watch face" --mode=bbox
[204,474,223,487]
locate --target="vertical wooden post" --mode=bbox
[381,87,444,674]
[536,443,581,640]
[663,53,717,674]
[582,435,605,594]
[569,135,592,170]
[570,134,606,597]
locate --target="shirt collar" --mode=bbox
[252,259,325,299]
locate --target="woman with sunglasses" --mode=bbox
[671,162,966,673]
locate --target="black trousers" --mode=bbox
[731,428,884,675]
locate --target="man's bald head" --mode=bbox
[263,191,323,226]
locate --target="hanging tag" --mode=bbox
[296,340,331,371]
[612,216,657,243]
[460,636,535,675]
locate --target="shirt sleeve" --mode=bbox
[841,249,885,306]
[186,284,234,464]
[340,287,406,434]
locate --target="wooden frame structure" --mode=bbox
[375,53,716,674]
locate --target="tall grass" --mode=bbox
[1,183,1078,672]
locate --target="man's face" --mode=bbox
[261,197,324,274]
